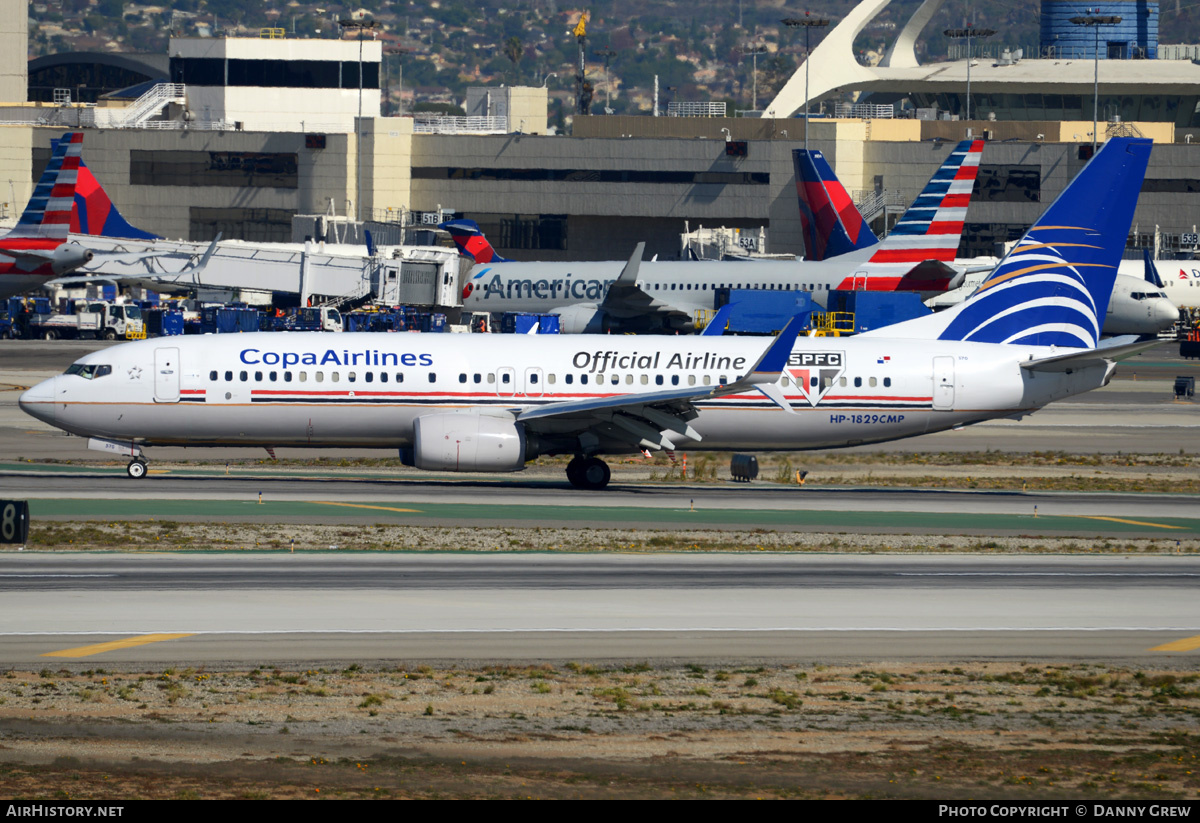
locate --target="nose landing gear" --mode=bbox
[566,456,611,490]
[126,458,148,479]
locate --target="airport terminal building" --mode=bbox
[5,0,1200,265]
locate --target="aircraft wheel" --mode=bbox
[126,459,147,479]
[566,456,586,488]
[580,457,611,490]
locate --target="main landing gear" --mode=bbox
[126,458,148,479]
[566,456,611,490]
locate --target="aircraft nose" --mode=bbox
[1157,300,1180,326]
[18,377,57,424]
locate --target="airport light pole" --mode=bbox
[1070,12,1122,156]
[943,25,995,122]
[742,42,768,112]
[594,47,616,113]
[339,18,376,224]
[782,13,830,152]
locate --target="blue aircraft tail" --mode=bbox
[1142,249,1165,288]
[935,137,1152,347]
[793,149,878,260]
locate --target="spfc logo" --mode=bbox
[786,351,845,407]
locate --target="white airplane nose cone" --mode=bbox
[1158,301,1180,325]
[18,377,57,424]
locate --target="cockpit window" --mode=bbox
[64,364,111,380]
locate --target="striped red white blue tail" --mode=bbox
[48,135,159,241]
[8,132,83,240]
[867,139,983,264]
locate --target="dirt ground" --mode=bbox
[2,661,1199,800]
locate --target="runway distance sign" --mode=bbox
[0,500,29,544]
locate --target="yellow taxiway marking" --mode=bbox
[42,633,196,659]
[1151,635,1200,652]
[311,501,423,514]
[1072,516,1185,530]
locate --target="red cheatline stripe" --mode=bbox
[954,166,979,180]
[941,193,971,208]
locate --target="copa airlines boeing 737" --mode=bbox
[444,140,982,332]
[20,138,1154,490]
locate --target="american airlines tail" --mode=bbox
[6,132,83,240]
[439,218,512,263]
[873,137,1152,347]
[793,148,878,260]
[48,135,159,241]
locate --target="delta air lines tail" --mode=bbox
[439,219,511,263]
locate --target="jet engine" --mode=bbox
[51,243,95,275]
[412,413,529,472]
[552,305,611,334]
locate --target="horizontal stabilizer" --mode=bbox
[1020,336,1160,373]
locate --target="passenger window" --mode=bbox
[502,373,510,384]
[655,375,663,385]
[299,372,307,382]
[548,374,556,384]
[612,375,620,385]
[255,371,263,382]
[884,377,892,388]
[316,372,324,383]
[720,375,727,384]
[530,373,539,384]
[347,372,356,383]
[331,372,340,383]
[380,373,388,383]
[284,372,293,383]
[688,375,696,386]
[596,374,605,384]
[397,373,404,383]
[869,377,877,387]
[640,375,648,385]
[225,371,233,381]
[854,377,862,388]
[459,373,467,383]
[581,375,589,385]
[486,373,494,384]
[839,377,847,387]
[671,375,679,386]
[810,377,818,387]
[209,370,218,381]
[365,372,373,383]
[428,373,436,383]
[782,376,790,386]
[268,371,277,382]
[240,371,248,382]
[474,373,482,384]
[625,375,633,385]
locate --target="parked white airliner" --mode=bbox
[20,138,1155,490]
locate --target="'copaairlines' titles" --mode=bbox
[572,350,748,373]
[239,348,433,368]
[478,274,615,301]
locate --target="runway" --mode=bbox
[0,553,1197,664]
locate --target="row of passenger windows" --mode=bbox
[644,282,831,292]
[209,370,891,389]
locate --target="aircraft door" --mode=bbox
[154,347,180,403]
[496,367,516,397]
[523,367,544,397]
[932,356,954,411]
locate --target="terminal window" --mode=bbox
[974,165,1041,203]
[131,150,299,189]
[189,207,294,243]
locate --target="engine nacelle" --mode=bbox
[413,413,527,472]
[52,243,95,275]
[552,304,611,334]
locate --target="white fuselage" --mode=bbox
[20,332,1108,460]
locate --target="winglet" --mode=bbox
[743,314,805,384]
[699,304,733,336]
[616,242,645,286]
[1143,249,1165,288]
[184,233,221,275]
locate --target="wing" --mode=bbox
[598,242,691,323]
[514,315,805,451]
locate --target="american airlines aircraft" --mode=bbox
[794,144,1180,334]
[20,137,1154,489]
[0,133,95,299]
[444,141,981,333]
